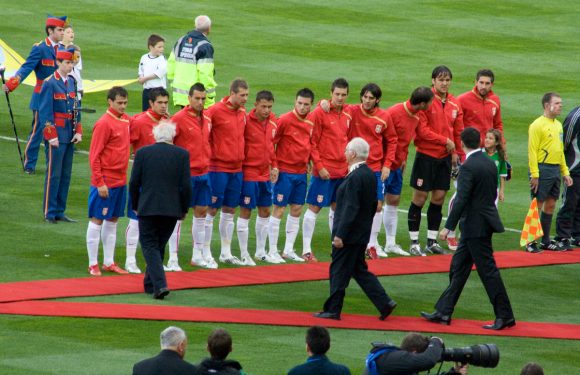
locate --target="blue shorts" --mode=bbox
[374,171,385,201]
[306,176,344,207]
[240,181,273,209]
[127,191,137,220]
[191,174,212,207]
[209,171,243,209]
[273,172,307,207]
[88,185,126,220]
[384,168,403,196]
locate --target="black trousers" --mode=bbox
[556,175,580,239]
[323,243,392,315]
[435,236,514,320]
[138,215,178,294]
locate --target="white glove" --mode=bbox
[71,133,82,144]
[48,138,59,147]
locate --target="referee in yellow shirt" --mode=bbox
[527,92,573,252]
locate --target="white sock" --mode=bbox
[125,219,139,264]
[203,214,215,259]
[237,217,250,257]
[448,230,456,239]
[410,231,419,242]
[192,217,206,259]
[101,220,117,266]
[384,204,398,247]
[283,214,300,253]
[86,221,101,266]
[328,208,335,233]
[369,211,382,247]
[255,216,269,256]
[219,212,234,258]
[302,209,318,254]
[168,220,182,262]
[427,230,439,241]
[268,216,281,254]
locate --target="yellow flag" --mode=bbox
[520,198,544,247]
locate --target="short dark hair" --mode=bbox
[107,86,128,101]
[207,329,232,360]
[45,26,56,37]
[400,333,430,353]
[410,86,434,105]
[189,82,206,96]
[542,92,560,108]
[230,78,249,94]
[461,127,481,149]
[149,87,169,103]
[476,69,495,83]
[331,78,349,93]
[520,362,544,375]
[256,90,274,102]
[432,65,453,80]
[147,34,165,47]
[306,326,330,355]
[296,88,314,102]
[360,83,382,103]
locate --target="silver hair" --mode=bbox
[346,137,370,161]
[195,15,212,33]
[160,326,187,349]
[153,120,176,143]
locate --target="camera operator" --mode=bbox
[364,333,467,375]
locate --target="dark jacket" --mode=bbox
[197,358,244,375]
[288,354,351,375]
[132,349,198,375]
[366,339,443,375]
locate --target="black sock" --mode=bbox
[540,212,553,244]
[427,203,443,231]
[408,202,422,232]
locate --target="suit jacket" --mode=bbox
[332,163,378,245]
[288,354,351,375]
[132,349,198,375]
[129,142,192,218]
[445,150,504,238]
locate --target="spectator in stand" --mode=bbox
[288,326,350,375]
[197,329,245,375]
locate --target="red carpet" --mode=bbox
[0,300,579,340]
[1,250,579,303]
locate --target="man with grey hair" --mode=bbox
[314,137,397,321]
[129,120,192,299]
[133,326,198,374]
[167,14,217,108]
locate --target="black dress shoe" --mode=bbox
[55,216,77,223]
[483,318,516,330]
[420,311,452,325]
[379,300,398,320]
[313,311,341,320]
[44,218,57,224]
[153,288,170,300]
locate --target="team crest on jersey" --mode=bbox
[416,179,423,187]
[102,207,109,216]
[212,196,218,203]
[452,110,458,119]
[244,196,251,205]
[277,194,284,202]
[492,108,497,116]
[317,195,324,203]
[375,124,382,133]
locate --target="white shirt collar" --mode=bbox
[465,149,480,159]
[348,161,365,173]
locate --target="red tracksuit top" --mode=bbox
[310,103,351,178]
[242,109,277,182]
[346,104,398,172]
[172,106,212,176]
[89,108,130,188]
[386,100,422,170]
[206,96,246,173]
[130,109,169,153]
[415,88,464,160]
[273,109,314,174]
[457,87,504,146]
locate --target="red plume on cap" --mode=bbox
[46,14,67,28]
[56,46,75,61]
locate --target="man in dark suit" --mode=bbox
[129,120,192,299]
[288,326,350,375]
[421,127,515,330]
[133,326,198,374]
[314,137,397,320]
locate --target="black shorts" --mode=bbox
[410,152,451,191]
[532,163,561,201]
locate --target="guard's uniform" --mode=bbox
[40,70,82,220]
[5,16,68,172]
[458,86,503,146]
[167,30,216,108]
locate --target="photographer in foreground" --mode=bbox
[364,333,467,375]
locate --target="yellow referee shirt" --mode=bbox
[528,115,569,178]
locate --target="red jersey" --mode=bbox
[172,106,212,176]
[273,109,314,174]
[130,109,169,153]
[310,103,351,178]
[242,109,277,181]
[89,108,130,188]
[206,96,246,172]
[415,88,464,160]
[386,101,422,170]
[347,104,398,172]
[457,87,503,146]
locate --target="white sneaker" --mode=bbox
[375,246,389,258]
[271,252,286,263]
[409,242,426,257]
[219,255,243,265]
[164,259,182,272]
[240,256,256,266]
[283,250,306,262]
[125,262,141,274]
[204,257,218,269]
[190,255,208,268]
[264,253,285,264]
[387,244,411,256]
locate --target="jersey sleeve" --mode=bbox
[89,120,111,187]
